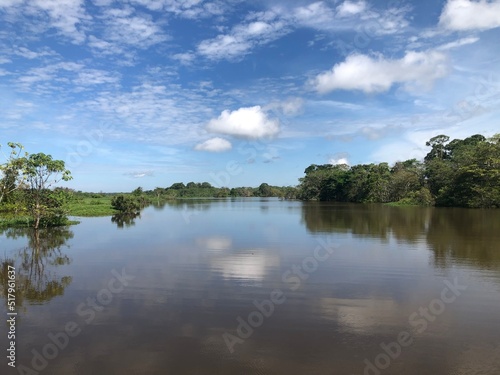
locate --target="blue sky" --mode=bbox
[0,0,499,192]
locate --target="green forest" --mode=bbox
[1,133,499,229]
[298,134,500,208]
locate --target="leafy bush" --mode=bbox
[111,195,140,214]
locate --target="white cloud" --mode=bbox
[14,46,56,59]
[329,157,350,165]
[172,52,196,65]
[336,0,367,17]
[124,170,154,178]
[267,97,304,116]
[293,1,337,27]
[194,137,232,152]
[206,106,280,139]
[79,83,213,145]
[279,97,304,116]
[88,35,124,55]
[0,0,89,42]
[0,0,23,6]
[312,50,450,94]
[197,11,289,60]
[15,62,120,93]
[439,0,500,31]
[74,69,121,86]
[102,9,170,48]
[437,36,480,50]
[196,1,411,61]
[129,0,227,19]
[293,1,409,35]
[30,0,89,44]
[198,35,252,60]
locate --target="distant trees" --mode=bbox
[298,163,392,202]
[257,183,272,197]
[132,186,143,196]
[153,187,164,200]
[298,133,500,208]
[144,182,295,199]
[169,182,186,190]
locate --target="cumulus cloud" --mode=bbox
[439,0,500,31]
[329,157,350,165]
[312,50,450,94]
[194,137,232,152]
[206,106,280,139]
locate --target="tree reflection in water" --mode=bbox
[0,226,73,308]
[301,202,500,270]
[111,212,141,228]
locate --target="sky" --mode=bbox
[0,0,499,192]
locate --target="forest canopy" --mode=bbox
[297,134,500,208]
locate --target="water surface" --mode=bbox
[1,199,500,374]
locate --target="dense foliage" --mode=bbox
[298,134,500,208]
[1,143,73,228]
[111,195,141,214]
[142,182,299,200]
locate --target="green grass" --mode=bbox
[0,216,32,228]
[0,196,116,228]
[67,196,119,217]
[0,215,79,228]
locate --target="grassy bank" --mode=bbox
[0,215,80,228]
[1,196,116,228]
[67,196,119,217]
[0,215,32,228]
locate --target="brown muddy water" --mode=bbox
[1,198,500,375]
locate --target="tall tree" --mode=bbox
[425,134,450,161]
[23,153,72,229]
[0,142,27,205]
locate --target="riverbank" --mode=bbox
[67,196,119,216]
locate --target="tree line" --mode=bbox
[298,134,500,208]
[141,182,298,200]
[2,133,498,229]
